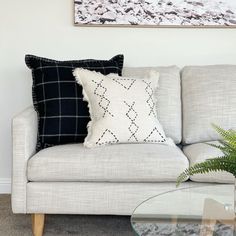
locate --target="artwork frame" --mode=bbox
[74,0,236,28]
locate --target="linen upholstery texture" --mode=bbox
[182,65,236,144]
[12,65,236,216]
[26,182,206,215]
[27,143,189,182]
[183,141,234,183]
[25,54,124,151]
[12,107,37,213]
[122,66,181,144]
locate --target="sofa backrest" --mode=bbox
[182,65,236,144]
[123,66,181,144]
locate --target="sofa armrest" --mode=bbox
[12,106,38,213]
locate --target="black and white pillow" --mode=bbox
[25,54,124,151]
[73,68,173,148]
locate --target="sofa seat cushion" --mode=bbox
[183,141,234,183]
[27,143,189,182]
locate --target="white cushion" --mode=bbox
[123,66,181,144]
[27,143,189,182]
[182,65,236,144]
[183,141,234,183]
[73,68,173,148]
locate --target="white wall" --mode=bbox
[0,0,236,193]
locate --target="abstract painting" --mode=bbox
[74,0,236,27]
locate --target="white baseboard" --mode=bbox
[0,178,11,194]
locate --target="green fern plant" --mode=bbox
[176,124,236,187]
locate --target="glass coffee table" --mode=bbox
[131,185,235,236]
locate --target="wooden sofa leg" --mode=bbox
[32,214,45,236]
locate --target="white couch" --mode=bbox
[12,65,236,235]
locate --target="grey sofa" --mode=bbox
[12,65,236,236]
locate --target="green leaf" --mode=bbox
[176,125,236,187]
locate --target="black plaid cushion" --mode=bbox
[25,54,124,151]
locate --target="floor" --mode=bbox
[0,195,134,236]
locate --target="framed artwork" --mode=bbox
[74,0,236,27]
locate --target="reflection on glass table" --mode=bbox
[131,185,235,236]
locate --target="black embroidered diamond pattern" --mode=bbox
[144,127,166,143]
[96,129,119,146]
[124,101,139,142]
[112,78,136,90]
[92,79,114,117]
[143,80,156,117]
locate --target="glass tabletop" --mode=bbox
[131,185,235,236]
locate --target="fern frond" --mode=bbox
[177,125,236,187]
[207,143,230,155]
[212,124,236,149]
[207,142,235,156]
[176,157,236,187]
